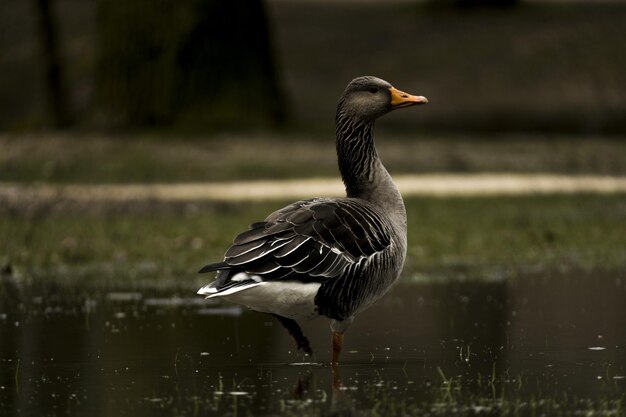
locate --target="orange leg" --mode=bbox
[331,331,344,365]
[331,362,343,392]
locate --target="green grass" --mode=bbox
[2,134,624,289]
[404,194,626,277]
[2,194,624,289]
[2,133,626,184]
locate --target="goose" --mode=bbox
[198,76,428,364]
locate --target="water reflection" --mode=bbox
[1,269,625,416]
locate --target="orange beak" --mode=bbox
[389,87,428,108]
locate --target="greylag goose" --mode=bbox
[198,76,428,363]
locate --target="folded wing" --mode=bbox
[198,198,392,297]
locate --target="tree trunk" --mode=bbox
[34,0,72,128]
[95,0,286,130]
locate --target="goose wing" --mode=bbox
[198,198,392,296]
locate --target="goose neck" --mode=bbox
[335,115,378,197]
[335,111,407,235]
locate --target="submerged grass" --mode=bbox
[1,194,624,289]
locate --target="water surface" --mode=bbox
[1,269,624,416]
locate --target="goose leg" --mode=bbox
[331,361,343,392]
[271,314,313,355]
[331,332,345,391]
[331,331,344,364]
[330,317,353,365]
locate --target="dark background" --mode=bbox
[2,0,625,135]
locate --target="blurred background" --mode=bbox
[2,0,626,309]
[1,0,625,134]
[2,2,626,416]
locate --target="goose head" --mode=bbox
[338,76,428,122]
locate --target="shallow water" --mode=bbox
[1,270,625,416]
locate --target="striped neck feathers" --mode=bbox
[335,108,400,206]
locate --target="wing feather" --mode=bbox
[292,244,332,274]
[248,259,282,274]
[233,227,267,245]
[274,235,312,257]
[224,239,265,258]
[200,198,393,294]
[226,239,291,265]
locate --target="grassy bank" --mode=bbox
[2,133,626,184]
[1,194,624,289]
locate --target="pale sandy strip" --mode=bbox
[1,174,626,204]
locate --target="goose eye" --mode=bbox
[368,87,379,94]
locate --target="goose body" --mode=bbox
[198,76,428,362]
